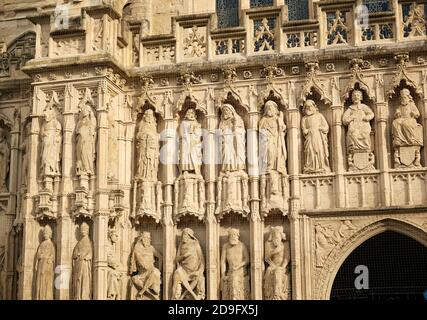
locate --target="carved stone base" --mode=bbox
[36,190,56,220]
[71,187,91,219]
[134,180,162,223]
[394,146,422,168]
[260,171,288,217]
[348,150,375,171]
[215,170,250,219]
[174,173,205,222]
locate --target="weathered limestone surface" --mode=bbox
[0,0,426,301]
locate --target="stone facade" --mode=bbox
[0,0,427,300]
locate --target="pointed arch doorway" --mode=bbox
[330,231,427,300]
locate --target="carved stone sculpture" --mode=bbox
[72,222,93,300]
[0,245,4,299]
[342,90,375,171]
[172,228,205,300]
[107,229,122,300]
[259,100,288,216]
[301,100,331,174]
[40,97,62,177]
[216,104,249,217]
[264,226,291,300]
[174,108,205,221]
[220,228,250,300]
[107,106,118,180]
[76,89,97,176]
[34,225,55,300]
[136,109,159,181]
[0,127,10,192]
[129,232,162,300]
[20,122,30,188]
[134,109,162,222]
[392,88,424,168]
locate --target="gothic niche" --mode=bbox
[215,98,249,218]
[72,88,97,219]
[33,224,55,300]
[129,230,162,300]
[389,85,424,168]
[0,118,11,193]
[133,105,163,224]
[264,226,291,300]
[259,96,288,217]
[72,221,93,300]
[342,86,376,171]
[38,92,62,220]
[174,97,206,222]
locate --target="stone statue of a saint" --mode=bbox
[0,245,5,299]
[34,225,55,300]
[219,104,246,173]
[76,91,97,176]
[107,104,118,180]
[342,90,374,152]
[392,88,424,167]
[136,109,159,181]
[259,100,287,175]
[107,229,122,300]
[72,222,93,300]
[301,100,331,174]
[129,231,162,300]
[40,101,62,177]
[0,127,10,192]
[264,226,291,300]
[342,90,375,170]
[220,228,250,300]
[20,122,30,188]
[172,228,205,300]
[178,108,202,175]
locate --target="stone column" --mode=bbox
[331,77,346,208]
[248,110,263,300]
[287,81,302,300]
[92,80,111,300]
[56,84,76,300]
[374,74,391,206]
[205,109,219,300]
[162,116,176,300]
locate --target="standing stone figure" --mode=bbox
[20,122,30,187]
[40,101,62,177]
[72,222,93,300]
[136,109,159,181]
[220,228,250,300]
[392,88,424,167]
[264,226,291,300]
[342,90,375,170]
[76,91,97,176]
[107,229,122,300]
[172,228,205,300]
[301,100,331,173]
[178,108,202,175]
[34,225,55,300]
[107,105,118,180]
[0,127,10,192]
[129,231,162,300]
[259,100,287,175]
[219,104,246,173]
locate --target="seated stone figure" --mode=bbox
[129,232,162,300]
[264,226,291,300]
[220,228,250,300]
[172,228,205,300]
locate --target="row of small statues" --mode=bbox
[33,224,290,300]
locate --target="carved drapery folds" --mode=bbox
[134,109,162,223]
[264,226,291,300]
[389,54,424,168]
[129,231,162,300]
[220,228,250,300]
[38,92,62,220]
[0,124,10,193]
[107,228,122,300]
[72,222,93,300]
[34,225,55,300]
[216,103,249,218]
[342,59,375,171]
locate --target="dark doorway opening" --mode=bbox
[330,231,427,300]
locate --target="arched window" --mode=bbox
[216,0,239,28]
[250,0,274,8]
[286,0,309,21]
[363,0,390,13]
